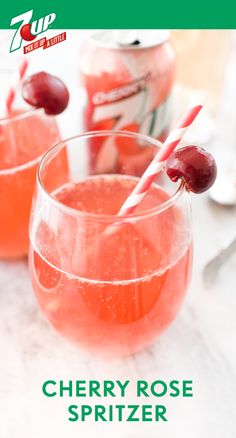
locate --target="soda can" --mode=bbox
[79,30,176,171]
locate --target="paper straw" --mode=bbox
[6,58,29,113]
[117,105,203,216]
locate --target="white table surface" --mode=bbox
[0,30,236,438]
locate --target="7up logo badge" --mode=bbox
[10,10,56,52]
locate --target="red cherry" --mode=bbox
[22,72,69,115]
[20,24,36,42]
[166,146,217,194]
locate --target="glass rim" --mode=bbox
[0,106,43,124]
[37,130,186,222]
[0,107,53,175]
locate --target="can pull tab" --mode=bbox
[112,30,140,46]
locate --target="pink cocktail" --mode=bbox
[29,131,192,356]
[0,108,64,259]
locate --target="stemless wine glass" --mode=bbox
[29,131,192,356]
[0,108,62,259]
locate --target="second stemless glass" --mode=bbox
[0,108,63,259]
[29,131,192,356]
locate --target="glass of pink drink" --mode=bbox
[29,131,192,356]
[0,108,64,259]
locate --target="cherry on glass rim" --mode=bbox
[22,72,69,115]
[166,145,217,194]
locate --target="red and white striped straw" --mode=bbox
[118,105,203,216]
[6,58,29,113]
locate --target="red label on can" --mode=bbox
[80,33,175,170]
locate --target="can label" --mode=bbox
[87,72,172,141]
[80,32,175,172]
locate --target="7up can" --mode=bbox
[79,30,175,170]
